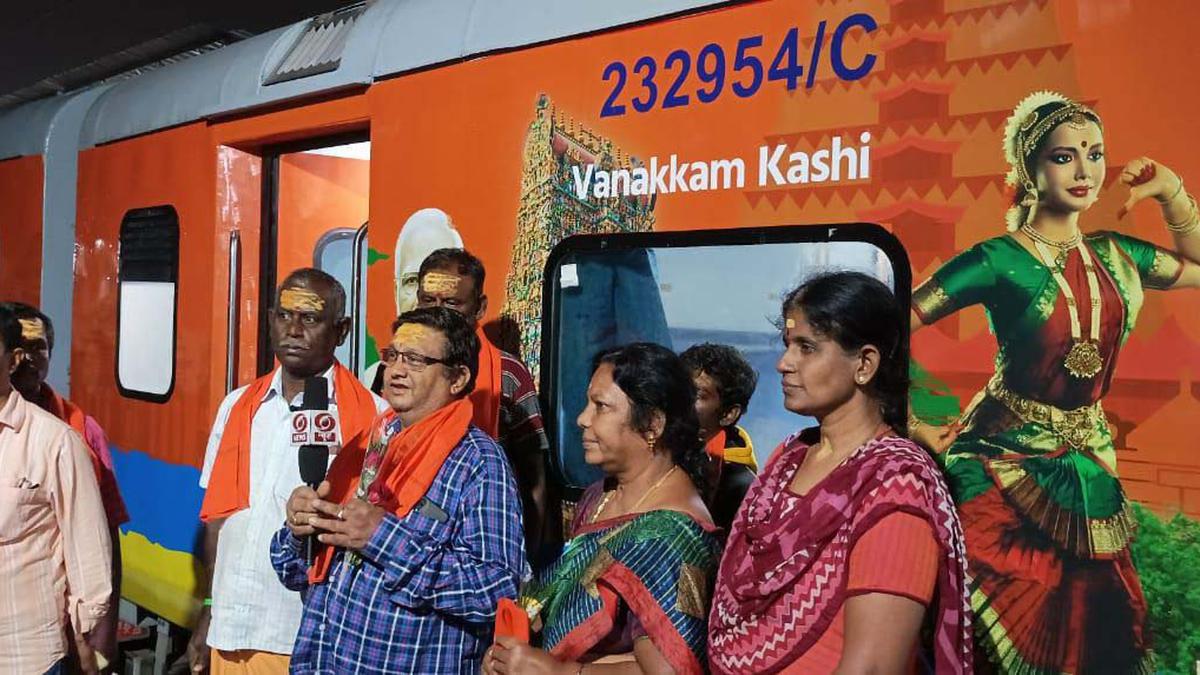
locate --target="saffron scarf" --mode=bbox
[469,328,504,439]
[199,362,378,522]
[308,397,473,583]
[41,384,110,491]
[708,434,973,674]
[41,384,88,435]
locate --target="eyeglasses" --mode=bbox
[379,347,450,372]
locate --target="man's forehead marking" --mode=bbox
[280,287,326,313]
[422,271,461,294]
[19,318,46,341]
[393,323,431,345]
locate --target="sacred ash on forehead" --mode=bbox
[422,271,461,294]
[393,323,431,345]
[280,287,326,313]
[19,318,46,341]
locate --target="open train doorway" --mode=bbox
[259,134,371,377]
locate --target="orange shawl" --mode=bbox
[42,384,103,479]
[199,362,378,522]
[704,429,728,460]
[308,397,473,583]
[469,329,504,439]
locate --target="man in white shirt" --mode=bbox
[188,269,386,674]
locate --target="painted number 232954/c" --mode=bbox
[599,13,878,118]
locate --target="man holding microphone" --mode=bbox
[191,269,385,674]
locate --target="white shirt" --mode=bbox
[198,367,387,654]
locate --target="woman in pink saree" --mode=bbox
[708,271,973,674]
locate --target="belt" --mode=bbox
[985,376,1104,450]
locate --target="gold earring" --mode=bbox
[1020,179,1038,208]
[647,436,657,454]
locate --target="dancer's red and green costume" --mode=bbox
[915,230,1182,673]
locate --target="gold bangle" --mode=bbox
[1157,177,1185,205]
[1169,218,1200,236]
[1166,194,1200,234]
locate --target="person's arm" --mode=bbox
[502,359,551,563]
[1118,158,1200,272]
[835,512,939,674]
[1106,221,1200,292]
[53,430,113,675]
[269,482,327,592]
[835,593,926,675]
[358,449,525,623]
[486,636,677,675]
[188,390,239,674]
[185,518,221,673]
[269,526,312,591]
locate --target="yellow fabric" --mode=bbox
[211,649,290,675]
[723,425,758,472]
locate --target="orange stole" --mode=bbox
[469,329,504,439]
[43,385,87,434]
[199,363,378,522]
[704,429,727,460]
[308,397,474,583]
[42,384,102,478]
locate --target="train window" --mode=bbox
[541,224,909,492]
[312,226,368,368]
[116,206,180,402]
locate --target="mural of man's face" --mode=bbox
[394,208,463,315]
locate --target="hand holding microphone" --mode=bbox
[285,481,330,538]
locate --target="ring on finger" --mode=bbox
[337,507,346,520]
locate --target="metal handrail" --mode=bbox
[225,230,241,393]
[349,222,368,373]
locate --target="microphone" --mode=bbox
[294,376,335,564]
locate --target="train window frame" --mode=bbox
[115,205,180,403]
[538,222,912,498]
[312,224,369,370]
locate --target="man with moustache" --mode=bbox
[414,248,552,566]
[190,269,386,674]
[1,301,128,670]
[272,306,525,674]
[0,304,112,675]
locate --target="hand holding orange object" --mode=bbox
[494,597,530,643]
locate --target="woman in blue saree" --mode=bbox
[485,343,721,675]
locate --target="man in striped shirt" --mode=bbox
[3,302,129,670]
[413,248,553,567]
[0,303,111,675]
[272,306,525,674]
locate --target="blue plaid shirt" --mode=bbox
[270,424,526,674]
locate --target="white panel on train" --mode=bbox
[117,281,176,397]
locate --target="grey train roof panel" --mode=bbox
[70,0,728,148]
[0,94,78,159]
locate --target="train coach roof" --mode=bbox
[0,0,718,149]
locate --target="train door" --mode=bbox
[539,224,910,496]
[258,134,371,377]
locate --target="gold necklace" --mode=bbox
[591,465,678,523]
[1029,237,1105,379]
[1020,223,1082,271]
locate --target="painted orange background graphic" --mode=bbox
[362,0,1200,517]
